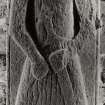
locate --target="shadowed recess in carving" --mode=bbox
[25,0,42,53]
[25,0,58,73]
[101,71,105,83]
[73,0,80,39]
[25,0,49,59]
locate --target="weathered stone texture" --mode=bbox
[8,0,98,105]
[100,1,105,54]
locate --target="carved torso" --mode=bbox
[34,0,74,58]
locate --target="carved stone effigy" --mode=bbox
[8,0,98,105]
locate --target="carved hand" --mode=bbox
[31,56,49,80]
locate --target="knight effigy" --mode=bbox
[8,0,98,105]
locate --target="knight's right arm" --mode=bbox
[8,0,49,80]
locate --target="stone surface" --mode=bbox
[100,1,105,54]
[0,0,8,105]
[0,54,6,105]
[7,0,105,105]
